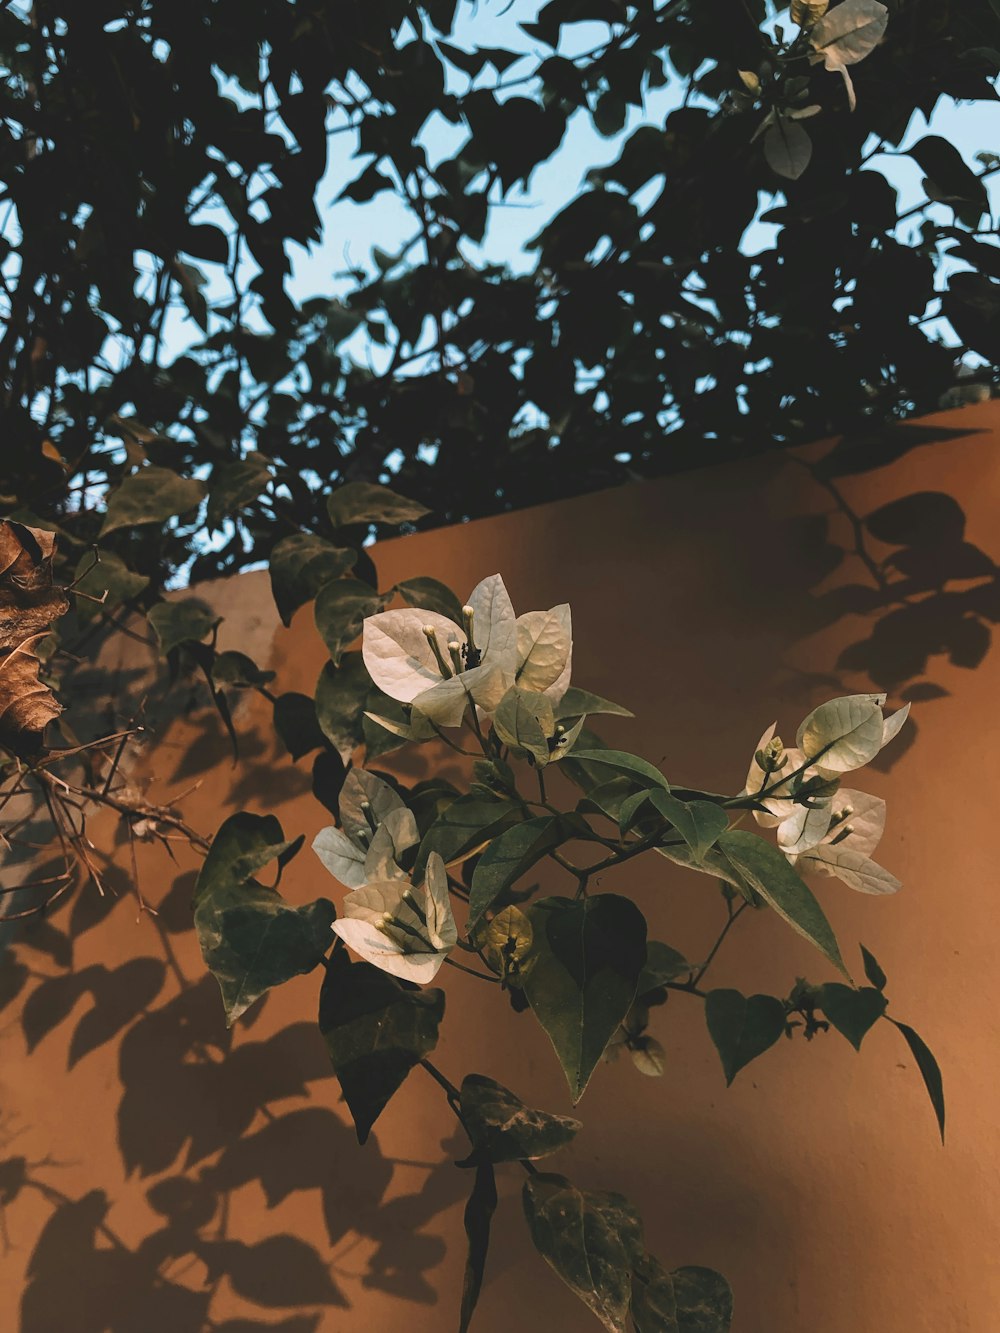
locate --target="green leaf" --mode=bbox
[207,455,272,529]
[193,813,330,1025]
[655,840,751,900]
[315,653,371,760]
[638,941,692,993]
[314,578,385,665]
[563,749,669,793]
[459,1074,581,1164]
[522,895,647,1102]
[705,989,786,1085]
[468,815,561,926]
[493,686,556,766]
[99,466,206,537]
[414,794,522,878]
[460,1160,497,1333]
[763,116,812,181]
[817,983,886,1050]
[617,788,655,835]
[395,575,464,622]
[318,949,444,1144]
[273,692,326,761]
[522,1173,635,1333]
[860,943,887,991]
[326,481,430,528]
[890,1019,945,1142]
[649,791,729,861]
[211,650,275,690]
[147,599,216,654]
[631,1252,679,1332]
[555,687,634,720]
[193,811,299,903]
[73,551,148,624]
[575,777,636,825]
[717,831,848,976]
[268,534,358,626]
[363,691,433,760]
[672,1266,734,1332]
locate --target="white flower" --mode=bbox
[785,789,901,895]
[743,694,910,828]
[514,604,572,704]
[312,769,417,889]
[330,852,458,983]
[362,574,518,727]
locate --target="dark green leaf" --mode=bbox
[268,534,358,626]
[312,747,347,815]
[211,650,276,690]
[315,653,371,760]
[817,983,886,1051]
[909,135,989,214]
[890,1019,945,1142]
[522,1173,635,1332]
[318,950,445,1144]
[326,481,430,528]
[459,1073,581,1163]
[147,599,216,654]
[99,466,205,537]
[638,941,692,993]
[314,579,385,665]
[649,791,729,861]
[672,1266,734,1332]
[468,815,561,926]
[208,454,272,528]
[273,692,326,761]
[193,813,330,1025]
[631,1252,679,1333]
[860,944,887,991]
[460,1160,497,1333]
[705,989,786,1085]
[555,687,634,720]
[563,749,669,793]
[413,794,522,879]
[522,895,647,1102]
[73,551,148,624]
[717,831,848,976]
[394,575,464,623]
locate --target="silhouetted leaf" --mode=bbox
[705,989,786,1085]
[459,1160,497,1333]
[318,949,445,1143]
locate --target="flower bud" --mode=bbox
[422,625,453,678]
[755,736,786,773]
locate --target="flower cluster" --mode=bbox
[313,767,457,981]
[361,573,572,728]
[743,693,910,895]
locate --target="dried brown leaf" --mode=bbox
[0,635,63,739]
[0,520,70,652]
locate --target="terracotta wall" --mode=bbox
[2,403,1000,1332]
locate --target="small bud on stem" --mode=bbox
[423,625,453,679]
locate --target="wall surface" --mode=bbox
[2,403,1000,1332]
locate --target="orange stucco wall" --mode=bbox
[2,403,1000,1332]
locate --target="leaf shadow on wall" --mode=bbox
[2,864,470,1332]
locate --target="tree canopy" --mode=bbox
[2,0,999,589]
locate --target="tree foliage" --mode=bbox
[2,0,999,596]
